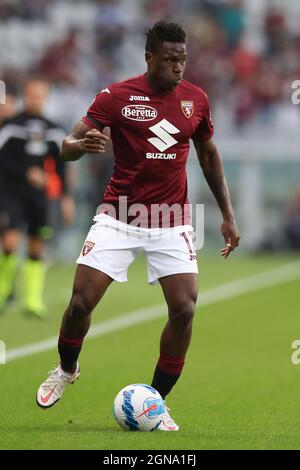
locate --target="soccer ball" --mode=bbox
[113,383,165,432]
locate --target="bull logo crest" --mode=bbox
[82,241,95,256]
[181,100,194,118]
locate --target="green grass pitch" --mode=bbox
[0,253,300,450]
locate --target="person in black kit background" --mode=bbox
[0,79,74,316]
[0,93,16,127]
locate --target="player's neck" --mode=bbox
[145,72,176,94]
[24,109,43,117]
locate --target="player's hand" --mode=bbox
[26,166,47,189]
[220,219,240,259]
[83,128,109,154]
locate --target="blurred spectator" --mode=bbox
[94,0,126,65]
[203,0,245,48]
[38,29,79,86]
[14,0,49,22]
[0,0,15,20]
[0,0,49,21]
[264,6,288,57]
[144,0,173,25]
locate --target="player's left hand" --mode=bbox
[83,128,109,154]
[220,219,240,259]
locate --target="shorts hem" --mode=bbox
[76,259,128,283]
[148,267,198,285]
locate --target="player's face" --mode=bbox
[23,81,49,115]
[147,42,187,91]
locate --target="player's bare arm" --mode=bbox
[193,137,240,258]
[61,120,109,162]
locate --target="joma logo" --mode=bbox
[129,95,150,101]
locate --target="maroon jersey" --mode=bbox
[82,74,214,227]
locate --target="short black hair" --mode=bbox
[145,21,186,53]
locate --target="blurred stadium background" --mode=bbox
[1,0,300,450]
[1,0,300,256]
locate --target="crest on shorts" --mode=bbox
[82,241,95,256]
[181,100,194,118]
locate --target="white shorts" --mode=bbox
[76,214,198,285]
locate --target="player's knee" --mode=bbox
[169,298,196,330]
[68,292,93,319]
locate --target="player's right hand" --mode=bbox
[83,128,109,154]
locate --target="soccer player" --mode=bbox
[36,22,240,430]
[0,79,74,316]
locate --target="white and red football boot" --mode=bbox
[158,404,179,431]
[36,363,80,408]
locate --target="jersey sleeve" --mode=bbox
[193,92,214,142]
[82,88,113,130]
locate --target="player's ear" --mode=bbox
[145,51,152,65]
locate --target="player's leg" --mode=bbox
[151,273,198,399]
[22,235,47,316]
[0,229,21,309]
[36,215,139,407]
[36,264,113,408]
[58,264,113,371]
[22,194,51,316]
[150,273,198,431]
[0,192,24,310]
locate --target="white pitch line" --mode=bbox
[6,261,300,362]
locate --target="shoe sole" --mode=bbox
[36,371,80,409]
[157,427,179,431]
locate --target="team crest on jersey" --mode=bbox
[82,241,95,256]
[181,100,194,119]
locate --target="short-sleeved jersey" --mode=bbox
[0,112,66,199]
[82,73,214,227]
